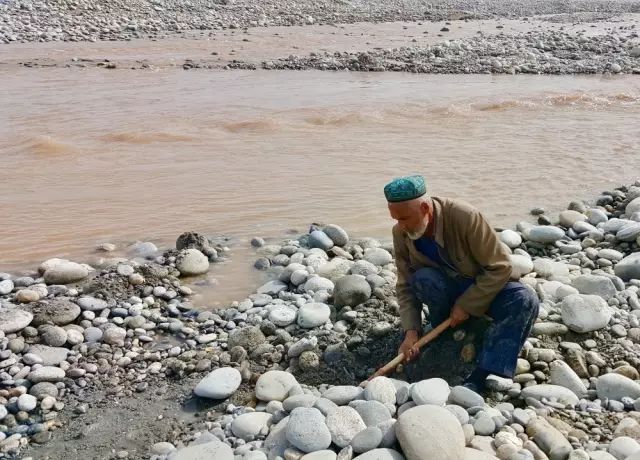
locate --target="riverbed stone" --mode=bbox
[352,400,392,426]
[364,377,397,406]
[76,296,107,311]
[231,412,273,441]
[323,386,364,405]
[28,366,66,383]
[351,426,383,453]
[411,378,450,406]
[84,327,103,343]
[323,224,349,247]
[303,276,334,293]
[0,279,13,295]
[194,368,241,399]
[526,418,573,460]
[326,406,368,448]
[297,302,331,328]
[309,231,334,251]
[572,274,617,300]
[17,394,37,412]
[0,307,33,333]
[228,326,266,350]
[396,404,465,460]
[168,440,233,460]
[256,370,299,402]
[520,384,579,406]
[510,255,534,278]
[448,385,485,408]
[257,280,288,295]
[26,298,81,326]
[609,437,640,460]
[43,261,88,284]
[527,226,565,244]
[176,249,209,276]
[363,248,392,266]
[499,230,522,248]
[103,326,126,346]
[549,360,587,397]
[269,306,297,327]
[28,345,69,366]
[286,407,332,453]
[334,275,372,308]
[301,451,337,460]
[615,253,640,281]
[317,258,353,282]
[352,449,404,460]
[617,222,640,241]
[561,294,611,332]
[42,326,68,347]
[596,373,640,401]
[16,289,39,303]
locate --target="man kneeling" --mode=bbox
[385,175,539,392]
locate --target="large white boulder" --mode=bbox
[596,373,640,401]
[396,405,465,460]
[561,294,611,333]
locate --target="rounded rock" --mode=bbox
[176,249,210,276]
[194,368,241,399]
[256,370,299,402]
[334,275,372,308]
[0,308,33,333]
[411,378,450,406]
[396,405,465,460]
[326,405,368,448]
[297,302,331,328]
[309,231,334,251]
[323,224,349,247]
[286,407,332,453]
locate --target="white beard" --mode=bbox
[406,219,428,240]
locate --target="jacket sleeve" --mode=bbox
[455,211,512,316]
[392,225,423,331]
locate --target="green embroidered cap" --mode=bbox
[384,175,427,202]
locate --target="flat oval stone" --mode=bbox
[411,378,450,406]
[76,297,108,311]
[194,367,241,399]
[268,306,297,327]
[28,366,66,383]
[0,307,33,333]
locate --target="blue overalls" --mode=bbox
[411,237,539,379]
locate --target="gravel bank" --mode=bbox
[4,181,640,459]
[2,0,640,44]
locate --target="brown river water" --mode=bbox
[1,67,639,306]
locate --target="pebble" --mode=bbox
[325,406,368,448]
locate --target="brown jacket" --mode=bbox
[393,196,513,331]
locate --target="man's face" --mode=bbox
[388,198,430,240]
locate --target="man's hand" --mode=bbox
[399,330,419,363]
[450,304,469,327]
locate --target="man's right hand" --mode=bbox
[399,330,419,363]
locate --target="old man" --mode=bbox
[385,175,539,392]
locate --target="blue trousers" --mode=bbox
[411,267,539,378]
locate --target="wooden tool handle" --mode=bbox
[362,318,452,385]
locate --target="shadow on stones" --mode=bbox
[295,318,490,387]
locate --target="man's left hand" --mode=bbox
[450,304,469,327]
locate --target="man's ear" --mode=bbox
[420,201,430,214]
